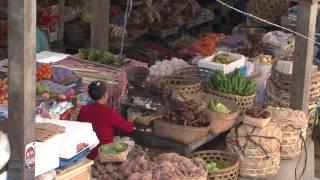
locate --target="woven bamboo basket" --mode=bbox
[190,150,240,180]
[98,143,129,163]
[227,143,281,179]
[201,94,241,135]
[173,67,215,87]
[205,86,255,111]
[148,76,202,97]
[247,0,289,24]
[243,114,271,128]
[153,120,209,144]
[182,174,207,180]
[278,125,306,160]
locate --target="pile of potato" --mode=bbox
[92,148,158,180]
[154,153,207,179]
[92,150,207,180]
[163,99,210,127]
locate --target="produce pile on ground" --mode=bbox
[79,48,128,67]
[36,63,53,81]
[93,148,158,180]
[213,53,233,65]
[93,149,206,180]
[149,58,189,78]
[245,107,271,119]
[163,99,210,127]
[209,69,257,96]
[0,79,8,104]
[154,153,207,179]
[208,100,231,113]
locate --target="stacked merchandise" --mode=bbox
[265,57,320,138]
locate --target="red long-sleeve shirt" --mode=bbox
[78,102,133,160]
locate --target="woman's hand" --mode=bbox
[128,111,138,122]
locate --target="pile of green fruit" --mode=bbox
[209,69,256,96]
[79,48,129,67]
[206,160,230,171]
[208,100,231,113]
[100,143,127,154]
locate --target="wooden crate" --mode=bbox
[56,159,94,180]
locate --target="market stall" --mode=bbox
[1,0,320,179]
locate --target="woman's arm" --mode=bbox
[110,110,134,134]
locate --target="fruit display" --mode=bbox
[208,100,231,114]
[213,53,233,65]
[209,69,257,96]
[154,153,207,179]
[245,107,271,119]
[79,48,129,67]
[163,99,210,127]
[0,79,8,104]
[36,63,53,81]
[257,54,273,64]
[206,160,230,171]
[100,143,127,154]
[149,57,189,78]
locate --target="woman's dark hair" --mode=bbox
[88,81,107,101]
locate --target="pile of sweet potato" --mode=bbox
[92,150,206,180]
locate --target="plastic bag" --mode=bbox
[0,131,10,170]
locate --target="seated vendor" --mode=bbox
[78,81,135,160]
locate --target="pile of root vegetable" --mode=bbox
[163,99,210,127]
[92,148,206,180]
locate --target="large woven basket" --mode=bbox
[153,120,209,144]
[190,150,240,180]
[205,86,255,111]
[148,76,202,97]
[202,94,241,135]
[173,67,215,87]
[280,127,304,159]
[227,143,281,179]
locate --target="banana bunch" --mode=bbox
[209,69,256,96]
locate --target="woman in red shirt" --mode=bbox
[78,81,135,160]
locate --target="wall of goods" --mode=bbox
[0,0,320,180]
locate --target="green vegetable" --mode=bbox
[36,82,49,95]
[208,100,231,113]
[209,69,257,96]
[113,143,125,153]
[79,48,129,67]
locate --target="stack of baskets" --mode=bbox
[265,57,320,138]
[226,121,283,179]
[267,106,308,159]
[148,75,202,98]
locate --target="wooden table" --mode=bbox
[56,159,94,180]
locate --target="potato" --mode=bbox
[128,173,143,180]
[123,168,133,177]
[142,163,149,171]
[111,172,120,179]
[153,171,161,180]
[141,172,153,180]
[137,156,146,166]
[92,168,100,177]
[133,163,141,172]
[120,160,129,170]
[103,174,109,179]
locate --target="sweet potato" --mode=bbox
[128,172,143,180]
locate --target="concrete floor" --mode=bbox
[316,157,320,178]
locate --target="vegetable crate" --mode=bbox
[198,52,245,74]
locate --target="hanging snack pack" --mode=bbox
[267,106,308,159]
[226,122,282,179]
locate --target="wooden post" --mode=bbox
[7,0,36,179]
[290,2,318,113]
[90,0,110,52]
